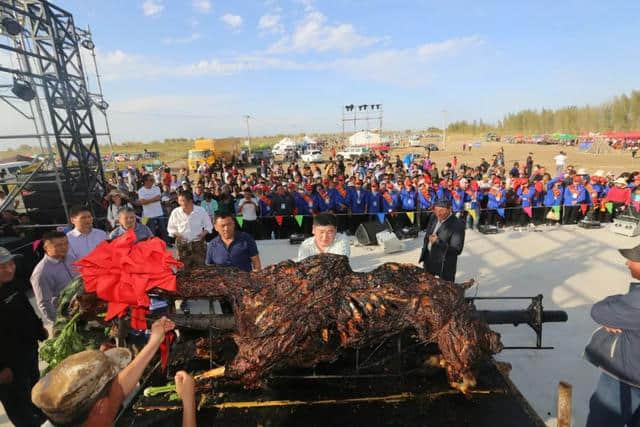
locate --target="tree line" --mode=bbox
[447,90,640,135]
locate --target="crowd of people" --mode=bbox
[2,145,640,426]
[96,148,638,249]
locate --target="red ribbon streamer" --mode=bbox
[160,331,176,372]
[75,229,183,330]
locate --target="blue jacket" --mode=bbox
[451,189,468,213]
[590,283,640,386]
[312,192,329,212]
[382,191,399,213]
[544,187,564,206]
[487,188,506,209]
[418,187,436,210]
[293,192,312,216]
[517,185,536,208]
[437,187,452,202]
[367,191,383,213]
[563,184,586,206]
[400,188,417,211]
[347,188,368,214]
[329,188,349,212]
[259,195,273,217]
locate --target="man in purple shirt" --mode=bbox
[30,231,77,324]
[206,214,261,272]
[66,205,107,262]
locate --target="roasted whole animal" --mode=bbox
[172,254,502,392]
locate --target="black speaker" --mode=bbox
[356,220,389,245]
[385,214,419,239]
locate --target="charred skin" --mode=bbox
[173,254,502,391]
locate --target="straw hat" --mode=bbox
[613,177,628,186]
[593,170,605,177]
[32,348,131,424]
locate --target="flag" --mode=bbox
[406,212,415,223]
[466,208,477,222]
[552,206,560,215]
[32,239,41,251]
[377,213,385,224]
[635,202,640,213]
[606,202,613,214]
[523,206,533,218]
[295,215,304,227]
[141,216,149,225]
[497,208,505,218]
[275,215,283,226]
[580,204,588,215]
[236,216,244,228]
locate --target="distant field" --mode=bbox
[3,134,637,175]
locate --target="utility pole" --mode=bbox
[442,109,447,150]
[244,115,252,155]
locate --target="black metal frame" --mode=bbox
[0,0,106,214]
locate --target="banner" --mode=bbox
[523,206,533,218]
[275,215,283,226]
[295,215,304,227]
[406,212,415,223]
[377,213,386,224]
[606,202,613,214]
[580,204,588,215]
[236,216,244,228]
[497,208,505,218]
[552,206,561,215]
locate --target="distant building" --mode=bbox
[348,131,381,146]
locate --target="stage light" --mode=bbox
[362,105,368,110]
[370,104,375,110]
[96,99,109,110]
[1,16,22,36]
[81,39,95,50]
[376,104,381,109]
[11,79,36,102]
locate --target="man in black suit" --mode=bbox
[419,199,466,282]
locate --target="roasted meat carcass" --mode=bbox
[173,254,502,392]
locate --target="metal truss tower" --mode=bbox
[0,0,106,216]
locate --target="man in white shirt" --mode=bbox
[137,174,169,244]
[236,190,260,240]
[553,151,567,175]
[297,213,350,262]
[167,190,213,269]
[66,206,107,262]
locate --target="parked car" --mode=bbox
[337,146,370,160]
[251,149,272,164]
[301,150,323,163]
[423,144,440,151]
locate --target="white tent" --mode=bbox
[348,131,381,146]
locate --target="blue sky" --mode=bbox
[4,0,640,142]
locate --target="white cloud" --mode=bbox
[268,10,378,53]
[192,0,211,14]
[221,13,243,29]
[163,33,201,45]
[258,14,283,34]
[142,0,164,17]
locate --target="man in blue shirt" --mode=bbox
[206,214,261,272]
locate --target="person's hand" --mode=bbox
[149,316,175,345]
[175,371,196,403]
[604,326,623,334]
[0,367,13,385]
[428,234,438,244]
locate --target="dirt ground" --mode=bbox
[390,137,636,176]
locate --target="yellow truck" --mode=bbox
[187,138,242,171]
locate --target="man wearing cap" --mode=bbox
[417,177,436,231]
[329,178,350,233]
[419,199,465,282]
[585,245,640,426]
[0,246,48,426]
[605,177,632,220]
[367,181,383,219]
[32,317,197,427]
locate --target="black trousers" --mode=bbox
[0,348,44,427]
[259,217,275,240]
[485,209,503,226]
[242,219,259,240]
[335,211,348,233]
[563,205,579,224]
[417,210,431,231]
[274,215,293,239]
